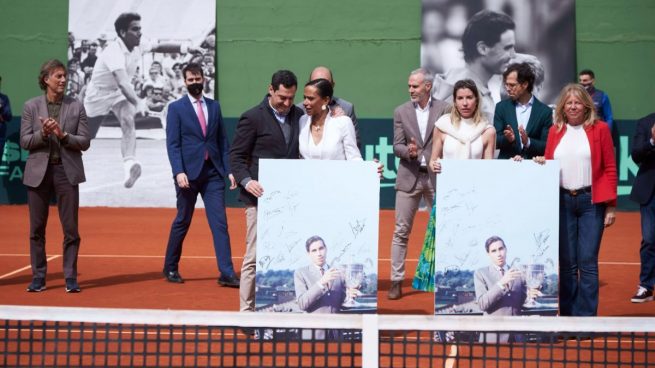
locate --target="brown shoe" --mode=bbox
[388,281,402,300]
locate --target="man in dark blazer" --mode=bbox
[494,62,552,159]
[20,59,90,293]
[630,113,655,303]
[163,63,239,287]
[389,67,450,300]
[230,70,303,311]
[474,236,527,343]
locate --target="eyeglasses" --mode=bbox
[504,82,519,89]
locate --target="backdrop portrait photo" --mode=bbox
[421,0,575,119]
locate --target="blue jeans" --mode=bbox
[559,191,606,316]
[639,193,655,291]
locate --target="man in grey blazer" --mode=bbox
[20,59,91,293]
[389,67,450,300]
[294,236,346,339]
[474,236,527,343]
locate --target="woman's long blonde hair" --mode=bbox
[553,83,597,131]
[451,79,485,129]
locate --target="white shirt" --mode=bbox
[187,94,208,125]
[299,113,362,161]
[86,38,140,92]
[515,95,534,149]
[414,99,431,166]
[554,124,592,190]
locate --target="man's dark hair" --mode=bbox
[579,69,595,79]
[270,70,297,91]
[305,78,333,100]
[305,235,326,252]
[503,62,536,94]
[485,235,506,253]
[38,59,66,91]
[182,62,204,80]
[462,10,515,63]
[114,12,141,36]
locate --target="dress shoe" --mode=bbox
[388,281,402,300]
[65,278,81,293]
[26,278,46,292]
[163,270,184,283]
[218,274,240,288]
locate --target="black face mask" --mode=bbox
[187,83,203,96]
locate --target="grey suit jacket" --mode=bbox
[294,264,345,340]
[393,99,451,192]
[20,95,90,187]
[474,265,526,343]
[294,265,345,314]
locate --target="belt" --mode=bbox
[418,166,429,173]
[560,186,591,196]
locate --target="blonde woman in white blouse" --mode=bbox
[299,78,362,161]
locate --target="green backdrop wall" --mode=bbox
[1,0,654,209]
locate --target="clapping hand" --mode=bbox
[518,125,528,146]
[503,124,515,143]
[40,117,64,138]
[407,137,418,159]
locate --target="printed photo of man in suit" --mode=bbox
[20,59,91,293]
[162,62,239,288]
[294,236,347,340]
[474,236,528,343]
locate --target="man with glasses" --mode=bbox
[493,62,552,159]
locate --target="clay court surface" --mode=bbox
[0,205,651,318]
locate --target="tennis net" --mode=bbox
[1,305,654,367]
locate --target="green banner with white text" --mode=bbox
[0,117,643,210]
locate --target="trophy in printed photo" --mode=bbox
[342,263,364,307]
[522,263,545,307]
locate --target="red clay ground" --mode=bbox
[0,206,651,317]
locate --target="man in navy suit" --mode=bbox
[494,62,552,159]
[630,113,655,303]
[163,62,239,287]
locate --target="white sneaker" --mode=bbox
[631,286,653,303]
[123,160,142,188]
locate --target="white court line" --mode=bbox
[0,255,60,279]
[0,254,641,265]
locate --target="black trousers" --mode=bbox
[27,164,80,280]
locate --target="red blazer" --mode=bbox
[544,120,617,206]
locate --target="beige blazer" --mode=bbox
[20,95,90,187]
[392,99,451,192]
